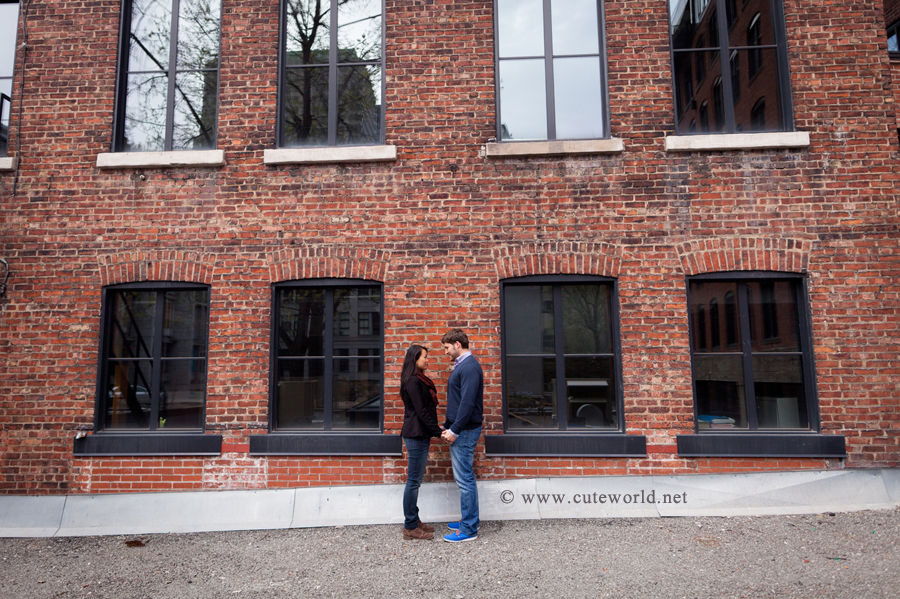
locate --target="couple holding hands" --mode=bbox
[399,329,484,542]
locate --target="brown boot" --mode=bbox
[402,526,433,540]
[417,520,435,533]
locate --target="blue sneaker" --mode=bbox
[447,522,460,530]
[443,530,477,543]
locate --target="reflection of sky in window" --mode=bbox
[129,0,173,72]
[550,0,598,56]
[338,0,382,62]
[554,56,602,139]
[498,0,544,57]
[0,3,20,80]
[499,59,547,140]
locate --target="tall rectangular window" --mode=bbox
[0,1,20,157]
[279,0,384,147]
[501,277,621,431]
[114,0,221,151]
[272,281,383,430]
[495,0,609,141]
[98,284,209,431]
[688,274,817,431]
[669,0,792,134]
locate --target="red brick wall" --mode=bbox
[1,0,899,495]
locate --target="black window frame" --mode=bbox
[276,0,386,148]
[488,275,645,457]
[76,281,219,456]
[889,20,900,58]
[268,278,385,433]
[112,0,223,152]
[678,272,845,458]
[0,0,20,158]
[251,278,400,456]
[492,0,611,142]
[668,0,794,135]
[687,272,819,433]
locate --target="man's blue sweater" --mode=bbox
[443,355,484,435]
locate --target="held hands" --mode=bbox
[441,429,457,444]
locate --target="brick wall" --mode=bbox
[1,0,898,494]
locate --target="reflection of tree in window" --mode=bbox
[119,0,221,151]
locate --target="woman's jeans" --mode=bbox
[403,436,431,529]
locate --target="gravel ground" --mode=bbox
[0,508,897,599]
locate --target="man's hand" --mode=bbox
[441,429,457,444]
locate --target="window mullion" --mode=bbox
[737,282,758,429]
[323,288,334,430]
[553,285,566,431]
[149,291,166,431]
[543,0,556,140]
[164,0,181,151]
[328,0,338,146]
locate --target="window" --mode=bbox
[0,1,19,157]
[669,0,793,134]
[889,21,899,54]
[501,277,622,431]
[279,0,384,147]
[495,0,609,141]
[688,274,817,431]
[272,281,383,431]
[97,283,209,431]
[114,0,221,151]
[750,97,766,130]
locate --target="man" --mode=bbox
[440,328,484,543]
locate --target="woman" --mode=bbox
[399,344,442,540]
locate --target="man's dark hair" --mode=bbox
[441,328,469,349]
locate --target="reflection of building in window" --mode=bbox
[747,13,762,78]
[115,0,222,152]
[688,275,814,431]
[273,282,383,431]
[669,0,791,133]
[0,1,21,157]
[710,298,720,348]
[889,20,899,52]
[280,0,384,147]
[495,0,608,141]
[501,279,621,431]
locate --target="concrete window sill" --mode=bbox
[665,131,810,152]
[485,138,624,157]
[97,149,225,169]
[0,157,16,171]
[264,145,397,165]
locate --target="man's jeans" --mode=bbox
[449,426,481,536]
[403,437,431,529]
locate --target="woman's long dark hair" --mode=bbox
[400,344,427,389]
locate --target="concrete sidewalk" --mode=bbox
[2,468,898,538]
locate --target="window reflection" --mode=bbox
[0,2,20,156]
[670,0,788,134]
[496,0,607,141]
[503,281,618,431]
[120,0,221,151]
[282,0,383,147]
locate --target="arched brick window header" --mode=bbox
[268,247,392,283]
[676,238,812,276]
[99,251,214,286]
[492,242,624,280]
